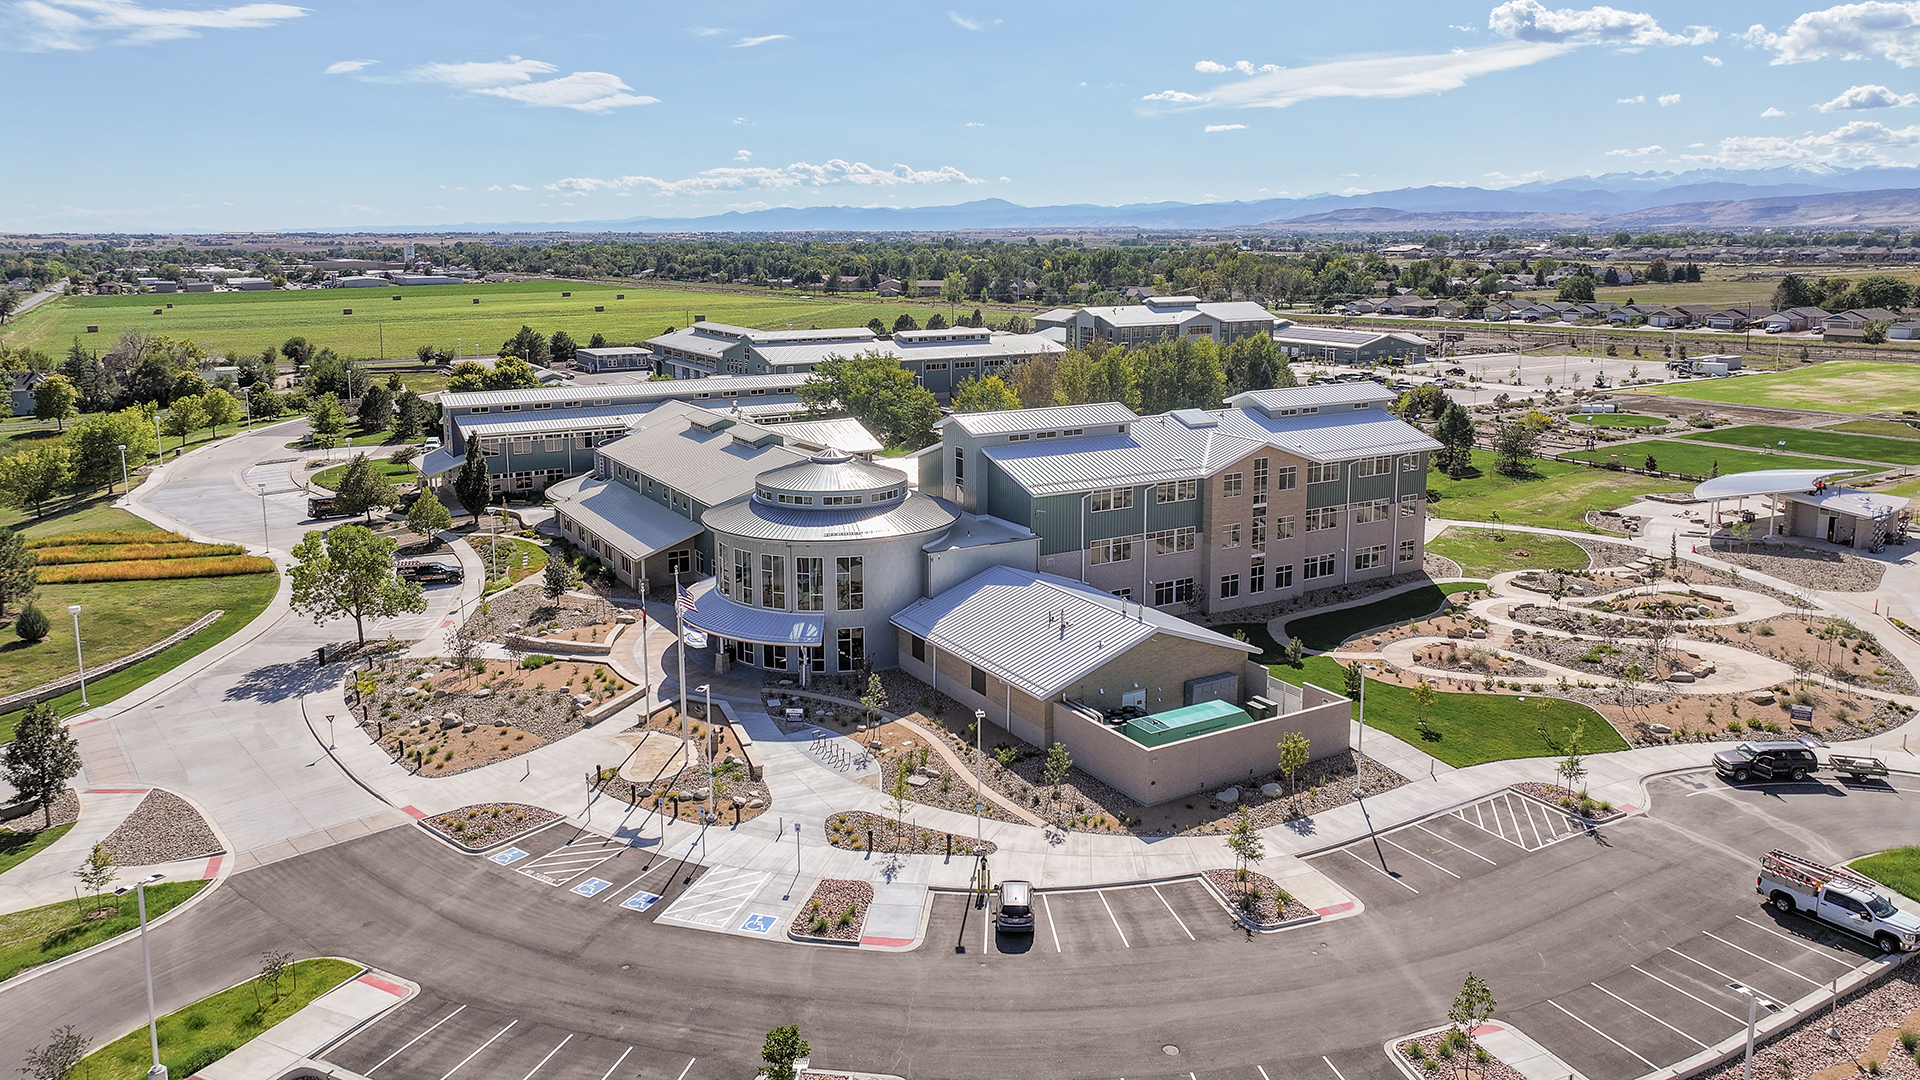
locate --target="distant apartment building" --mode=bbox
[1034,295,1281,349]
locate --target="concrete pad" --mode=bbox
[1474,1021,1588,1080]
[860,882,928,947]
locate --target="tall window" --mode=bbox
[952,447,966,485]
[795,557,824,611]
[1221,472,1243,499]
[760,553,785,609]
[1251,517,1268,552]
[1090,535,1136,564]
[1218,574,1240,599]
[732,548,752,600]
[1304,553,1336,580]
[1401,493,1423,517]
[1250,556,1266,593]
[1399,539,1417,563]
[836,556,864,610]
[1274,562,1294,589]
[1221,522,1241,549]
[716,542,731,597]
[1089,487,1135,513]
[1252,458,1268,506]
[837,627,865,671]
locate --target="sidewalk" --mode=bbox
[0,789,151,915]
[201,966,418,1080]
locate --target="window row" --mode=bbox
[717,547,865,611]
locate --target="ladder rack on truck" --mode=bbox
[1761,850,1879,895]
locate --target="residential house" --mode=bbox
[1703,305,1771,331]
[1760,307,1829,333]
[1821,308,1904,340]
[7,372,46,417]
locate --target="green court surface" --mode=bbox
[1674,424,1920,466]
[1630,361,1920,414]
[1563,439,1856,479]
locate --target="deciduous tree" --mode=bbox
[405,490,451,545]
[201,386,242,434]
[951,374,1021,412]
[1278,731,1310,795]
[32,374,77,430]
[761,1026,809,1080]
[799,351,942,450]
[289,524,426,644]
[333,453,399,522]
[1043,741,1073,799]
[0,445,73,518]
[307,392,348,449]
[355,382,393,433]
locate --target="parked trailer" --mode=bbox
[1827,754,1890,782]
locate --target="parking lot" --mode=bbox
[1307,790,1589,906]
[323,991,704,1080]
[922,878,1235,957]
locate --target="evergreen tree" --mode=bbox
[454,436,490,522]
[14,600,49,642]
[355,382,394,433]
[0,527,39,618]
[1433,402,1477,478]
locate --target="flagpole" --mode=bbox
[675,572,689,754]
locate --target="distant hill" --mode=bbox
[1271,188,1920,232]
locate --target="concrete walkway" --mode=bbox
[201,966,418,1080]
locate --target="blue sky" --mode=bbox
[7,0,1920,231]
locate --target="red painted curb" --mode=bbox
[202,855,223,879]
[859,936,913,947]
[356,973,408,996]
[1314,901,1356,915]
[401,805,426,819]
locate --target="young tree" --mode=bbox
[333,453,399,522]
[446,600,494,686]
[951,374,1021,412]
[307,391,348,449]
[73,843,116,916]
[0,528,38,618]
[454,437,490,522]
[0,445,74,518]
[405,490,452,546]
[1342,660,1364,703]
[162,393,208,450]
[1277,731,1310,795]
[886,759,913,837]
[19,1024,89,1080]
[761,1026,809,1080]
[257,949,294,1006]
[1412,680,1438,730]
[355,382,394,433]
[2,703,82,829]
[289,524,426,644]
[860,670,889,724]
[1044,741,1074,799]
[15,600,49,642]
[1282,635,1306,669]
[201,386,242,435]
[1555,718,1587,795]
[543,553,582,599]
[1448,972,1499,1065]
[31,373,78,431]
[1224,806,1265,896]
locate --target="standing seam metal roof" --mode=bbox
[983,414,1266,495]
[940,401,1138,436]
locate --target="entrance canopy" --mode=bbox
[681,578,824,647]
[1691,468,1862,501]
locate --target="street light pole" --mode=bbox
[1728,983,1778,1080]
[115,873,168,1080]
[697,683,712,822]
[117,444,129,495]
[973,708,986,848]
[69,605,89,706]
[258,482,271,548]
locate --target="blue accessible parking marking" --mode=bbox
[620,891,664,913]
[489,848,528,865]
[571,877,613,897]
[740,913,778,935]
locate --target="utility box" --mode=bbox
[1183,671,1238,708]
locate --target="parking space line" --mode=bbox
[1097,890,1131,947]
[1320,1057,1346,1080]
[1413,822,1497,865]
[440,1020,517,1080]
[1629,964,1742,1022]
[1042,893,1062,953]
[597,1047,633,1080]
[366,1004,466,1075]
[1342,848,1419,893]
[1700,931,1825,986]
[1732,916,1861,965]
[1670,947,1774,1000]
[1591,983,1709,1048]
[1258,1066,1273,1080]
[1512,793,1546,848]
[1382,836,1460,878]
[1150,885,1195,940]
[1545,999,1656,1070]
[520,1034,573,1080]
[674,1057,696,1080]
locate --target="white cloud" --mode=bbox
[6,0,305,51]
[948,11,998,30]
[325,58,375,74]
[733,117,750,125]
[1693,118,1920,166]
[1763,106,1788,116]
[965,121,985,127]
[1817,82,1920,110]
[1659,92,1682,105]
[1487,0,1716,46]
[734,149,752,161]
[1194,58,1283,75]
[1204,123,1248,132]
[687,25,724,36]
[510,184,529,191]
[999,176,1012,182]
[1142,89,1209,102]
[1606,144,1665,155]
[1745,2,1920,66]
[730,34,787,47]
[405,56,656,112]
[487,184,502,191]
[1702,54,1723,65]
[1618,94,1645,103]
[1148,41,1568,109]
[547,159,987,197]
[1195,60,1230,72]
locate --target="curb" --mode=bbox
[1191,869,1326,934]
[413,813,568,856]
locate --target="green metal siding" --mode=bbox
[985,461,1032,530]
[1144,490,1202,532]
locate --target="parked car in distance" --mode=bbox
[1713,740,1818,783]
[1757,850,1919,954]
[423,436,441,454]
[397,560,463,584]
[996,880,1035,933]
[307,495,342,519]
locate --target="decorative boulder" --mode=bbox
[616,614,638,624]
[1649,723,1672,735]
[1668,672,1697,683]
[748,798,766,809]
[439,716,462,729]
[731,795,748,807]
[1468,628,1488,639]
[573,693,594,707]
[473,688,494,699]
[1259,783,1283,798]
[1749,692,1775,705]
[1216,787,1240,804]
[461,723,477,733]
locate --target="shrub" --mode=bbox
[30,541,244,564]
[24,529,185,548]
[14,600,49,642]
[521,654,555,669]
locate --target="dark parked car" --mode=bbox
[1713,740,1818,783]
[397,561,463,584]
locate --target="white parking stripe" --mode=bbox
[1151,885,1195,940]
[1413,822,1498,865]
[1700,931,1825,986]
[1342,848,1419,893]
[673,1057,696,1080]
[1590,983,1709,1048]
[521,1034,573,1080]
[1670,947,1769,999]
[1628,964,1742,1022]
[597,1047,633,1080]
[1042,892,1062,953]
[1513,793,1546,848]
[366,1004,467,1075]
[1320,1057,1347,1080]
[1732,916,1862,964]
[1098,890,1131,947]
[1382,835,1460,878]
[1545,999,1656,1070]
[440,1020,517,1080]
[1259,1066,1273,1080]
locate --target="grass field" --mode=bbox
[0,279,982,360]
[1823,419,1920,440]
[1571,413,1668,429]
[1277,581,1487,651]
[1427,527,1591,578]
[84,957,358,1080]
[1424,450,1671,532]
[1631,360,1920,414]
[1675,424,1920,465]
[1877,474,1920,498]
[0,823,72,875]
[1849,848,1920,903]
[1563,439,1857,479]
[313,457,419,493]
[0,880,206,984]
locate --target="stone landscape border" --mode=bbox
[0,609,223,713]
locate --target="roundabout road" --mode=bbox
[2,769,1911,1080]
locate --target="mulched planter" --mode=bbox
[601,765,773,826]
[0,786,78,835]
[1394,1030,1525,1080]
[101,790,220,864]
[421,803,560,851]
[1200,868,1315,928]
[1687,964,1919,1080]
[1508,782,1626,822]
[790,878,873,943]
[823,810,995,857]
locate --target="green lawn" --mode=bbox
[1674,424,1920,466]
[1424,450,1671,532]
[1632,360,1920,415]
[0,495,157,538]
[0,880,207,983]
[1849,847,1920,904]
[1571,413,1669,429]
[1876,474,1920,499]
[83,957,358,1080]
[0,279,986,361]
[312,457,420,492]
[1427,527,1592,579]
[0,822,73,875]
[1824,419,1920,441]
[1269,656,1623,768]
[1277,581,1488,652]
[476,535,547,589]
[1563,439,1857,480]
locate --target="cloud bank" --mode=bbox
[547,159,986,197]
[5,0,305,50]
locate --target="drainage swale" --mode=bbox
[1162,1045,1180,1056]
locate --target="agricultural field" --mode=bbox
[1563,438,1855,479]
[0,279,986,360]
[1422,449,1670,532]
[1675,424,1920,465]
[1630,360,1920,414]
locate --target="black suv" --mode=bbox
[1713,740,1818,783]
[397,561,463,585]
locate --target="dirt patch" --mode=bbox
[1200,867,1315,927]
[789,879,872,942]
[824,809,995,857]
[355,656,632,776]
[421,803,560,850]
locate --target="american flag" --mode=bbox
[675,582,697,616]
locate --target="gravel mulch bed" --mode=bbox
[1509,782,1626,820]
[1705,539,1888,592]
[1689,964,1920,1080]
[486,587,626,644]
[824,810,995,856]
[1506,569,1628,597]
[1424,553,1463,579]
[1200,867,1315,926]
[790,878,873,942]
[101,790,220,864]
[1394,1030,1525,1080]
[1570,534,1647,568]
[1194,570,1435,629]
[1584,509,1638,535]
[0,786,79,834]
[1410,641,1552,679]
[602,762,772,825]
[421,803,560,850]
[355,656,628,776]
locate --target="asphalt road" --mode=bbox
[4,770,1911,1080]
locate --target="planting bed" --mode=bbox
[1200,867,1314,927]
[1509,782,1624,821]
[1705,538,1888,592]
[1394,1030,1524,1080]
[824,810,995,857]
[0,785,78,835]
[355,656,631,775]
[789,878,872,942]
[100,789,220,865]
[421,803,559,850]
[486,587,629,645]
[1689,965,1920,1080]
[1410,641,1552,679]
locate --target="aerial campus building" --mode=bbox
[1033,295,1281,349]
[645,318,1065,396]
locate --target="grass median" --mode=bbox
[0,822,73,876]
[1850,847,1920,904]
[1276,581,1488,652]
[1426,527,1591,579]
[0,879,208,984]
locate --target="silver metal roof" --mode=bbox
[442,372,810,409]
[681,578,824,646]
[547,474,702,561]
[890,565,1254,699]
[756,451,908,494]
[983,413,1266,495]
[940,401,1138,436]
[1227,384,1395,412]
[771,418,883,455]
[1212,406,1442,464]
[921,513,1036,553]
[1272,326,1430,347]
[1692,468,1865,501]
[598,401,811,506]
[702,489,958,542]
[463,408,651,438]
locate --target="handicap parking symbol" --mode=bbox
[620,891,663,913]
[571,877,613,897]
[740,913,778,935]
[489,848,528,866]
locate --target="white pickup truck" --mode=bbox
[1757,850,1920,954]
